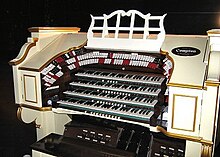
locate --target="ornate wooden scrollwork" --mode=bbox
[16,106,23,122]
[16,105,42,128]
[33,119,41,129]
[201,142,212,157]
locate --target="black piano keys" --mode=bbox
[56,68,167,126]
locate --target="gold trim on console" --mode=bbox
[17,41,87,72]
[207,29,220,35]
[171,94,198,132]
[33,119,41,129]
[168,82,206,90]
[16,106,23,121]
[19,104,52,111]
[23,75,38,103]
[16,106,42,128]
[158,126,213,157]
[160,50,169,55]
[201,143,213,157]
[205,80,220,87]
[18,67,39,72]
[157,126,213,146]
[9,38,38,66]
[28,27,81,33]
[209,85,220,147]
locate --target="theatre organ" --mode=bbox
[9,10,220,157]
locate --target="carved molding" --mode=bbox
[207,51,220,82]
[157,126,213,146]
[28,27,80,33]
[201,143,212,157]
[19,103,52,111]
[33,119,41,129]
[16,106,23,122]
[16,105,43,128]
[9,38,38,66]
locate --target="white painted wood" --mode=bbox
[12,66,22,104]
[207,51,220,81]
[20,33,87,70]
[32,150,56,157]
[20,70,42,107]
[20,107,71,140]
[30,27,80,49]
[172,95,198,131]
[24,75,37,103]
[9,39,37,64]
[213,93,220,150]
[208,31,220,52]
[86,10,166,52]
[10,25,220,157]
[167,87,203,136]
[161,35,207,87]
[204,30,220,152]
[207,29,220,81]
[185,141,202,157]
[200,85,219,141]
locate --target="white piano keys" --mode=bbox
[70,80,161,96]
[63,90,157,108]
[57,98,154,122]
[75,70,166,85]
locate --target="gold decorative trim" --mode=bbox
[205,80,220,87]
[211,85,219,144]
[33,119,41,129]
[18,67,39,72]
[171,94,198,132]
[28,27,80,32]
[16,105,43,128]
[157,126,213,146]
[168,82,205,90]
[201,143,213,157]
[23,75,38,103]
[19,104,52,111]
[160,50,169,55]
[207,29,220,35]
[160,49,174,80]
[18,41,87,72]
[9,38,38,65]
[17,106,23,121]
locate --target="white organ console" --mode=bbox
[9,10,220,157]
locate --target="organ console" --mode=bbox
[9,10,220,157]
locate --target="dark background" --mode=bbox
[1,0,220,156]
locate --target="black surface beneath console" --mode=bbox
[31,133,135,157]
